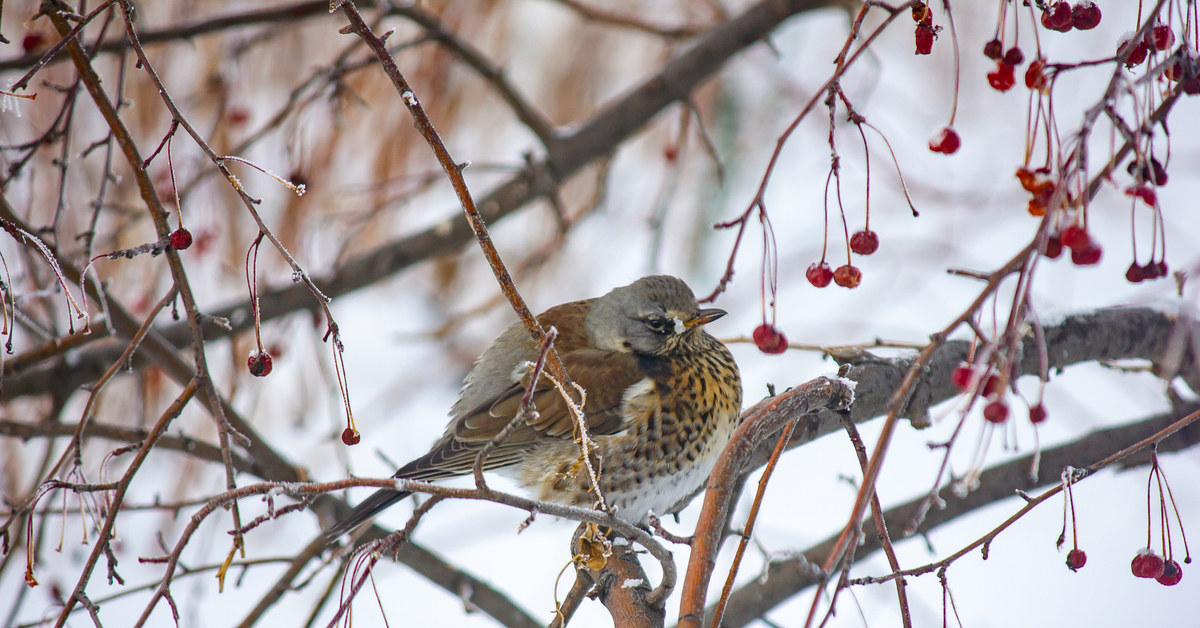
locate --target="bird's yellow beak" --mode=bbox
[684,308,726,329]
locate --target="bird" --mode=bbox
[327,275,742,540]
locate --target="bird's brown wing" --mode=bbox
[393,347,648,481]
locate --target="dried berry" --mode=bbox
[248,350,273,377]
[929,127,961,154]
[1003,47,1025,66]
[1029,404,1048,424]
[806,261,833,288]
[1070,243,1102,266]
[1067,548,1088,571]
[1044,236,1063,259]
[1126,262,1145,283]
[752,324,789,354]
[1041,2,1074,32]
[169,228,193,250]
[850,230,880,255]
[1156,559,1183,586]
[987,61,1016,92]
[1071,1,1101,30]
[1147,24,1175,51]
[983,38,1003,60]
[1025,58,1047,90]
[832,264,862,289]
[1132,549,1166,579]
[983,399,1009,423]
[915,24,935,55]
[951,364,973,390]
[341,427,361,446]
[1060,225,1090,250]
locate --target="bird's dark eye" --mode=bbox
[645,317,669,334]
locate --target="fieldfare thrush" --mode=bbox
[327,275,742,538]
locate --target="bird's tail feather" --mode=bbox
[325,487,412,542]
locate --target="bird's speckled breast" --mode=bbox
[514,334,742,523]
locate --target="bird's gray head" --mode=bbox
[585,275,726,356]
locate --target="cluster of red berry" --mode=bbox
[1131,448,1191,585]
[949,362,1045,426]
[1040,1,1102,33]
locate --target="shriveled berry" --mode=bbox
[1029,403,1048,424]
[1157,559,1183,585]
[951,364,973,390]
[806,261,833,288]
[1126,262,1145,283]
[987,61,1016,92]
[915,24,935,55]
[169,228,193,250]
[752,324,789,354]
[1044,236,1063,259]
[1126,184,1157,206]
[1041,2,1074,32]
[832,264,862,289]
[1149,260,1169,279]
[248,350,273,377]
[1132,549,1166,579]
[1003,47,1025,66]
[911,1,931,22]
[929,127,961,154]
[1025,58,1047,90]
[983,399,1009,423]
[1070,243,1102,266]
[983,38,1003,60]
[850,230,880,255]
[1183,77,1200,95]
[1060,225,1090,250]
[1067,548,1087,571]
[1150,158,1168,185]
[1071,1,1101,30]
[1147,24,1175,51]
[341,427,361,446]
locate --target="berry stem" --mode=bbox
[940,0,961,125]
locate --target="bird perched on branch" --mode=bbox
[327,275,742,539]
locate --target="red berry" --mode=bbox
[1132,549,1166,579]
[987,61,1016,92]
[1003,47,1025,66]
[1157,559,1183,586]
[1067,548,1087,571]
[1183,77,1200,95]
[1070,243,1102,266]
[911,2,931,23]
[1125,184,1157,206]
[929,127,961,154]
[1060,225,1090,250]
[1150,158,1168,185]
[1125,262,1145,283]
[983,400,1009,423]
[1071,1,1101,30]
[227,107,251,126]
[806,261,833,288]
[951,364,973,390]
[1147,24,1175,51]
[341,427,361,446]
[983,38,1003,60]
[832,264,862,289]
[752,324,789,355]
[1044,236,1063,259]
[169,228,193,250]
[1041,2,1074,32]
[1025,58,1047,90]
[1029,403,1048,424]
[915,24,935,55]
[21,32,45,53]
[248,350,273,377]
[850,230,880,255]
[1122,38,1149,67]
[1147,260,1169,279]
[981,373,1002,397]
